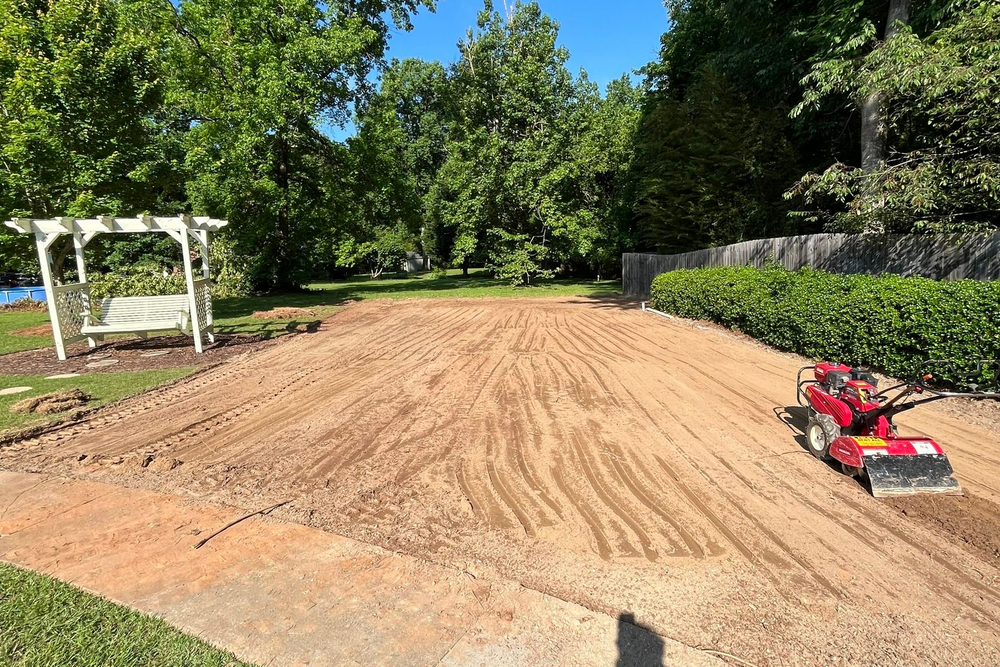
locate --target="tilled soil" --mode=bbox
[3,297,1000,666]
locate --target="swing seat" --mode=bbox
[81,295,191,337]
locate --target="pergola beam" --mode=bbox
[3,216,228,236]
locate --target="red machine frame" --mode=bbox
[795,360,999,496]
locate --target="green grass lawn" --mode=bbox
[0,563,255,667]
[0,269,620,353]
[0,310,50,355]
[0,368,194,434]
[214,268,618,328]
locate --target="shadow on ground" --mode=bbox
[616,613,664,667]
[774,404,809,450]
[774,404,875,494]
[574,292,641,311]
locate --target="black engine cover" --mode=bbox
[825,370,850,390]
[850,368,879,387]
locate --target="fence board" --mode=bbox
[622,232,1000,298]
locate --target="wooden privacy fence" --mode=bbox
[622,232,1000,299]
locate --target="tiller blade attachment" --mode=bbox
[829,436,963,498]
[865,454,962,498]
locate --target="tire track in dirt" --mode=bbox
[455,456,514,531]
[651,454,757,565]
[582,360,781,568]
[603,445,701,558]
[484,456,535,538]
[502,365,564,521]
[567,355,774,566]
[569,428,658,562]
[636,368,856,600]
[484,414,550,536]
[550,460,613,561]
[834,493,1000,613]
[157,368,324,460]
[11,363,246,452]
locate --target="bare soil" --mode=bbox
[252,306,316,319]
[10,324,52,337]
[889,493,1000,566]
[3,296,1000,666]
[10,389,90,414]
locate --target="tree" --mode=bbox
[351,58,451,265]
[630,0,852,252]
[569,75,643,277]
[0,0,186,277]
[860,0,911,173]
[336,224,412,279]
[426,1,624,282]
[789,0,1000,233]
[486,229,552,286]
[0,0,184,218]
[633,70,800,252]
[168,0,434,290]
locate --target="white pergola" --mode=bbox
[4,215,228,361]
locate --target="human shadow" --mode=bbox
[616,612,664,667]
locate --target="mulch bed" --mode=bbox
[0,333,285,375]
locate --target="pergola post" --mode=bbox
[179,224,204,353]
[33,232,68,361]
[63,217,98,349]
[191,227,214,343]
[194,229,211,278]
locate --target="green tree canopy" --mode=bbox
[0,0,185,276]
[168,0,433,290]
[789,0,1000,234]
[420,1,640,281]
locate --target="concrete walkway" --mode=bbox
[0,472,722,667]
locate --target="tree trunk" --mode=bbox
[51,238,73,285]
[462,257,469,277]
[275,129,292,288]
[861,0,911,172]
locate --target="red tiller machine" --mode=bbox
[796,360,1000,497]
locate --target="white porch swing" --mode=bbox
[3,215,228,361]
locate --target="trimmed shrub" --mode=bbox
[210,236,253,298]
[649,265,1000,386]
[0,297,47,312]
[89,272,186,300]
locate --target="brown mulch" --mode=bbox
[11,389,90,414]
[252,307,316,319]
[0,333,289,375]
[11,324,53,337]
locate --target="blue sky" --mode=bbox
[329,0,669,140]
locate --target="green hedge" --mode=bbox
[89,272,187,300]
[649,265,1000,386]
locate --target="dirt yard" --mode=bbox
[3,297,1000,666]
